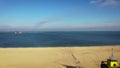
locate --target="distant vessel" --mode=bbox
[14,31,22,35]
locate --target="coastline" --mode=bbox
[0,44,120,48]
[0,45,120,68]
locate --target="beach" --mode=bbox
[0,45,120,68]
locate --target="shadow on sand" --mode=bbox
[61,64,78,68]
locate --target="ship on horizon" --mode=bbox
[14,31,22,35]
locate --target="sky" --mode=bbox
[0,0,120,31]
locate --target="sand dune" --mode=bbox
[0,45,120,68]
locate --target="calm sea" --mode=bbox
[0,31,120,47]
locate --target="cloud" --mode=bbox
[90,0,120,6]
[101,0,119,6]
[34,14,75,28]
[34,17,61,28]
[90,0,101,4]
[0,13,77,32]
[35,18,50,27]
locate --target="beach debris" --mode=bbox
[101,48,120,68]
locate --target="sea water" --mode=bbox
[0,31,120,47]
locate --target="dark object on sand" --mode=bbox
[62,64,76,68]
[101,48,120,68]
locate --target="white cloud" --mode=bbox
[90,0,101,4]
[101,0,119,6]
[90,0,120,6]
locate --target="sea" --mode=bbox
[0,31,120,47]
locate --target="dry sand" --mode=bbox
[0,45,120,68]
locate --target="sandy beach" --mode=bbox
[0,45,120,68]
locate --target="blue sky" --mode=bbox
[0,0,120,31]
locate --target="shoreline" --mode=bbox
[0,45,120,48]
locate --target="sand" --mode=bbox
[0,45,120,68]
